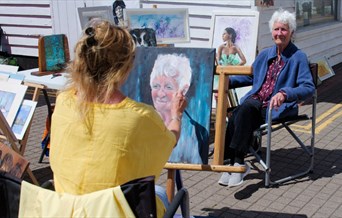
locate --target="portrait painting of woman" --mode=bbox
[121,47,216,164]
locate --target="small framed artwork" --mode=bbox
[11,100,37,140]
[124,8,190,44]
[78,6,114,29]
[0,81,27,127]
[0,142,29,178]
[316,56,335,81]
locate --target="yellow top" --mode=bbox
[19,181,135,218]
[50,90,176,217]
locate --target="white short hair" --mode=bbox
[269,8,296,33]
[150,53,192,93]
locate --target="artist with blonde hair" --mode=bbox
[48,20,187,217]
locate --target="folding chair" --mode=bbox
[249,63,318,187]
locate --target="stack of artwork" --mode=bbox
[77,2,190,46]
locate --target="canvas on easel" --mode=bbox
[31,34,70,76]
[122,47,215,165]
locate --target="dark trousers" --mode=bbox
[224,97,266,164]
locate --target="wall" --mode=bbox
[0,0,342,66]
[0,0,52,57]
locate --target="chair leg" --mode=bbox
[38,134,50,163]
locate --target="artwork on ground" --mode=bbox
[0,81,27,126]
[124,8,190,44]
[316,56,335,82]
[12,100,37,140]
[210,10,259,105]
[0,142,29,178]
[121,47,215,164]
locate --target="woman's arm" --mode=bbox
[236,47,246,65]
[216,45,223,65]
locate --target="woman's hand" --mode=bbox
[168,91,187,142]
[171,91,187,119]
[270,92,286,110]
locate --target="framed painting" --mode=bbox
[124,8,190,44]
[121,47,215,164]
[316,56,335,82]
[0,81,27,127]
[0,142,29,178]
[11,100,37,140]
[209,10,259,104]
[78,6,114,29]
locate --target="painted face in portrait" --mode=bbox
[222,30,229,42]
[151,75,179,113]
[115,6,123,20]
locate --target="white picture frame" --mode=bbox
[124,8,190,44]
[0,81,27,127]
[11,100,37,140]
[210,10,259,66]
[210,10,259,105]
[78,6,114,30]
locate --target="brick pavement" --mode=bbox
[22,63,342,217]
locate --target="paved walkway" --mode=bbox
[22,63,342,217]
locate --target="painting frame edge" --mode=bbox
[77,6,114,30]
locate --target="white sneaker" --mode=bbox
[218,172,231,186]
[228,162,251,187]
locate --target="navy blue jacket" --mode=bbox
[229,42,315,121]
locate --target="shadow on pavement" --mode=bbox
[201,207,307,218]
[232,147,342,200]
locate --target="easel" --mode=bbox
[164,65,253,202]
[0,79,48,185]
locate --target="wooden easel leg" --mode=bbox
[166,169,175,203]
[26,167,39,186]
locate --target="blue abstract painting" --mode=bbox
[43,34,66,71]
[125,9,189,44]
[121,47,215,164]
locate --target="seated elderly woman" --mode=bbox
[218,9,315,187]
[49,19,187,217]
